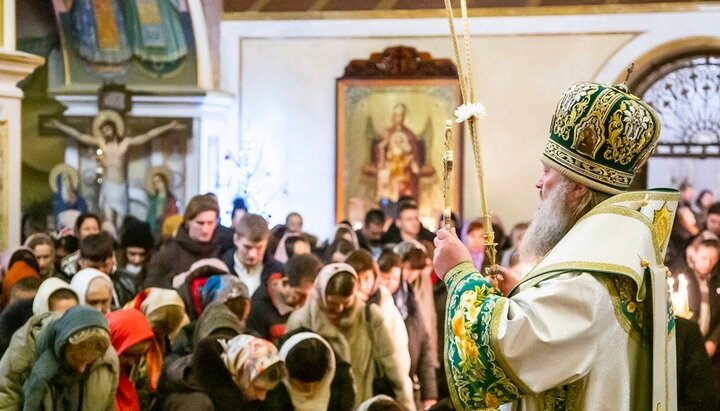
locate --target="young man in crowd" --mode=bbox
[381,199,435,246]
[356,209,386,258]
[246,253,322,342]
[60,212,102,277]
[221,213,283,296]
[706,202,720,237]
[77,232,140,307]
[144,194,221,288]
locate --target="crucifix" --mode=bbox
[45,110,185,229]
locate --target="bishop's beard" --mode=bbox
[519,178,587,263]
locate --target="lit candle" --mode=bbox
[669,274,692,319]
[678,274,690,317]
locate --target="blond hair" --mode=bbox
[68,327,110,353]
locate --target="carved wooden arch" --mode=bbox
[341,46,457,79]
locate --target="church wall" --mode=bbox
[220,10,720,237]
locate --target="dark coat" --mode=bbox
[676,317,720,411]
[144,225,220,289]
[157,338,260,411]
[682,268,720,346]
[171,301,245,358]
[404,286,438,402]
[381,223,435,246]
[0,299,33,358]
[220,248,283,296]
[214,225,235,258]
[112,268,142,308]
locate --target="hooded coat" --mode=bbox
[171,301,244,358]
[0,307,118,411]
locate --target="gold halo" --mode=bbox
[92,109,125,138]
[146,166,174,194]
[49,164,80,193]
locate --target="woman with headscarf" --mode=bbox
[285,263,415,410]
[262,331,343,411]
[320,224,359,263]
[69,268,116,313]
[1,246,39,275]
[11,306,118,410]
[158,334,285,411]
[108,309,155,411]
[124,287,188,404]
[32,277,79,315]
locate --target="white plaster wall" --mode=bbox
[220,9,720,238]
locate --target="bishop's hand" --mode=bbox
[45,119,60,129]
[170,120,186,131]
[433,227,472,280]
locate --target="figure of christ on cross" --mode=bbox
[46,110,185,230]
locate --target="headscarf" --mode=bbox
[107,309,154,411]
[127,287,186,324]
[200,275,248,309]
[313,262,358,309]
[125,287,188,391]
[278,332,335,411]
[32,277,78,315]
[274,232,301,263]
[330,223,360,250]
[171,258,229,289]
[1,246,35,273]
[70,268,116,307]
[356,395,397,411]
[219,334,284,391]
[22,306,110,411]
[2,260,40,303]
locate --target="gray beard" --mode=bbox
[519,180,581,263]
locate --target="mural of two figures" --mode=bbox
[336,79,462,230]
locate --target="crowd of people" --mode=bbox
[0,192,528,411]
[2,178,719,410]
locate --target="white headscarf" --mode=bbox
[32,277,78,315]
[356,395,397,411]
[70,267,117,307]
[278,332,335,411]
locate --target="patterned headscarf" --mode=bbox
[219,334,284,390]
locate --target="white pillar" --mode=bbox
[0,50,44,249]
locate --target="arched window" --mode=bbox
[631,49,720,192]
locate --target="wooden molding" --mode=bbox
[341,46,457,79]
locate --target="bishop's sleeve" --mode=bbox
[444,262,610,410]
